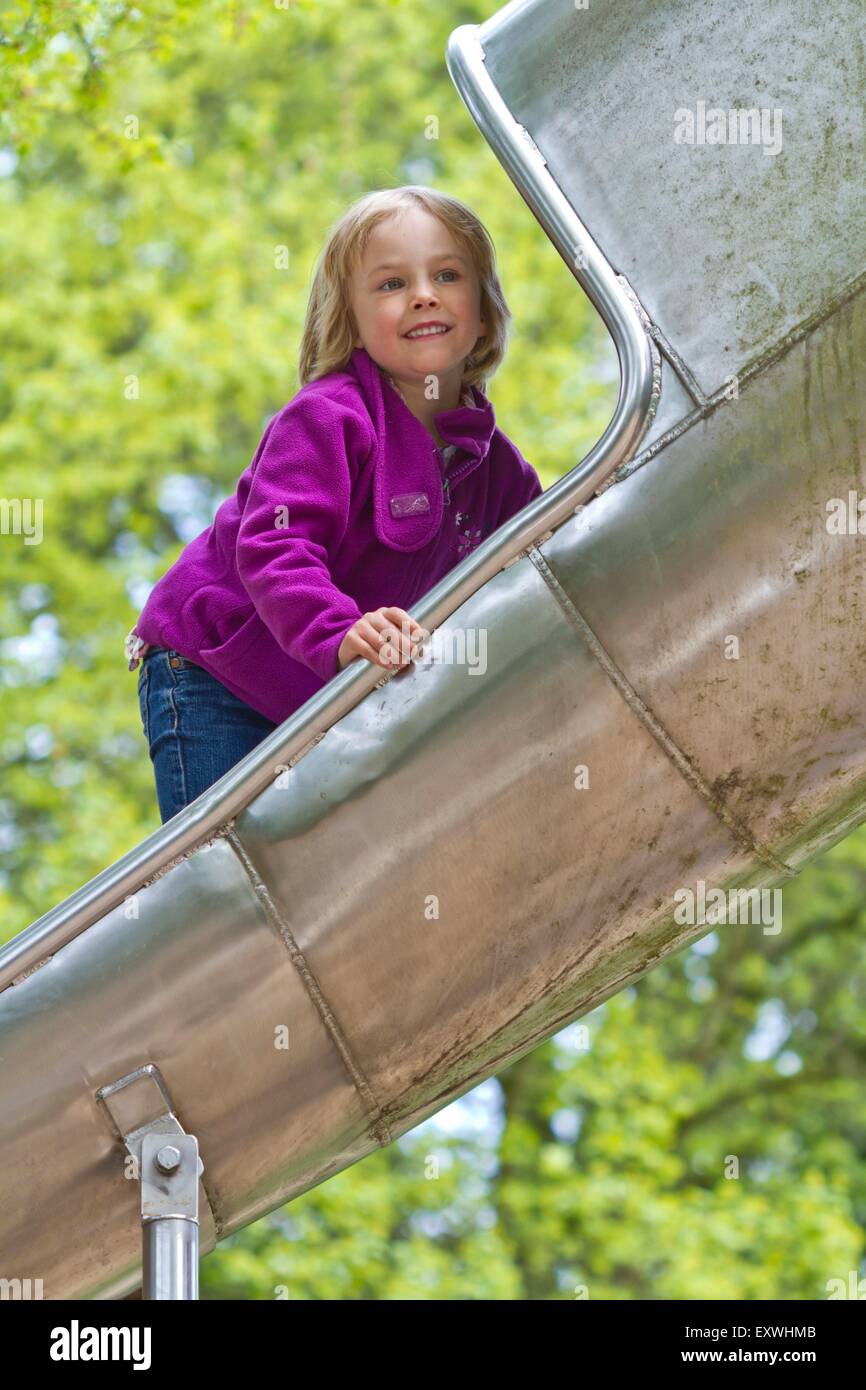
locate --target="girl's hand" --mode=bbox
[337,607,429,672]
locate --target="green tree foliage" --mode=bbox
[2,1,863,1300]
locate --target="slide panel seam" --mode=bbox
[224,826,393,1147]
[527,547,797,880]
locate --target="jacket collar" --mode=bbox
[348,346,496,553]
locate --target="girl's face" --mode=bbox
[349,206,487,390]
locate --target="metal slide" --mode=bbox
[1,0,864,1299]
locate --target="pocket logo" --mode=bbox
[390,491,431,517]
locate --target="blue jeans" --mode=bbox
[137,647,278,824]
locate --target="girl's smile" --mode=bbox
[403,322,453,339]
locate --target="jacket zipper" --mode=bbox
[403,446,454,601]
[404,448,482,605]
[437,443,452,509]
[439,448,476,508]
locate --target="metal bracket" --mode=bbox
[96,1063,216,1299]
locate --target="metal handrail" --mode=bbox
[0,23,657,994]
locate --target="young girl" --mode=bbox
[126,185,543,824]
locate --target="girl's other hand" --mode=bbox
[337,607,429,672]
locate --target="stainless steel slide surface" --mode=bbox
[1,0,863,1299]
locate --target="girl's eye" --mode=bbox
[380,270,459,290]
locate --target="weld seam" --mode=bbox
[224,826,392,1146]
[647,324,708,406]
[611,267,866,486]
[528,550,796,878]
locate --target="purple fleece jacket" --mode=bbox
[130,345,543,724]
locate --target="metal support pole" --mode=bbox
[141,1132,201,1300]
[96,1065,214,1300]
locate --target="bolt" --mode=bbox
[155,1144,181,1174]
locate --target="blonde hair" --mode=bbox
[297,185,512,394]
